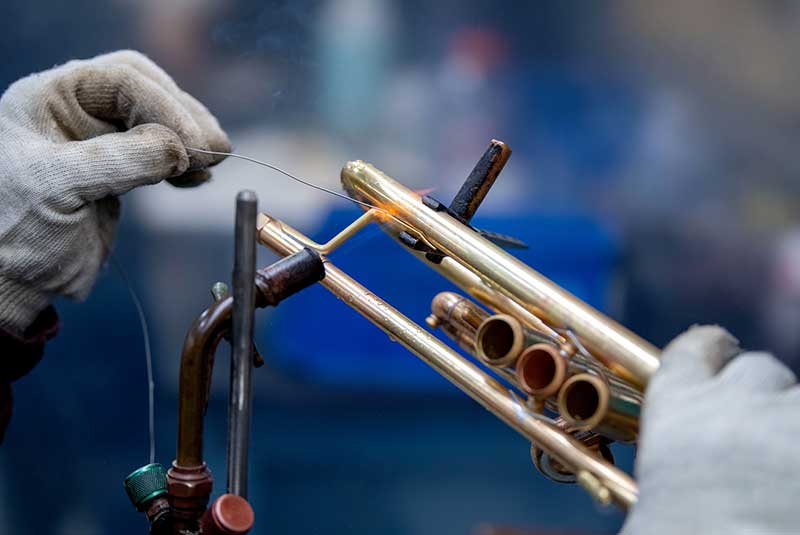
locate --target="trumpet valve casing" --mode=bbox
[515,343,568,398]
[558,374,639,443]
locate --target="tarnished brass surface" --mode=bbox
[176,296,233,467]
[340,161,660,388]
[257,213,638,509]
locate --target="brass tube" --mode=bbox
[427,292,489,354]
[257,213,638,510]
[430,291,489,332]
[530,417,615,484]
[557,373,640,443]
[438,324,480,354]
[428,253,564,343]
[473,314,553,367]
[341,161,660,388]
[474,314,528,366]
[427,297,527,392]
[515,343,569,399]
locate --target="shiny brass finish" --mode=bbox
[430,291,489,332]
[558,373,640,443]
[530,417,614,484]
[474,314,526,367]
[257,213,638,509]
[516,343,569,399]
[427,292,490,354]
[427,295,528,391]
[340,160,660,388]
[474,314,553,367]
[577,470,613,507]
[433,257,564,343]
[280,209,376,254]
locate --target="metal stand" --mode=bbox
[227,190,257,498]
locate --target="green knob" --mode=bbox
[124,463,168,510]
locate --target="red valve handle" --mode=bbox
[200,494,254,535]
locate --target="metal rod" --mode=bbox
[169,248,323,530]
[256,213,638,509]
[228,190,258,497]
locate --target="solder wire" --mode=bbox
[187,147,384,213]
[106,248,156,465]
[186,147,441,253]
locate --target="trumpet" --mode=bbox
[255,140,661,510]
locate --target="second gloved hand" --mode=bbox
[622,326,800,535]
[0,50,231,334]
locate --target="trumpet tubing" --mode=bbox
[426,292,489,354]
[251,142,665,511]
[515,344,569,399]
[430,291,489,332]
[341,160,660,388]
[256,213,638,509]
[531,417,615,484]
[558,374,640,443]
[475,314,528,367]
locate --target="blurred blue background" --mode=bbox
[3,1,800,534]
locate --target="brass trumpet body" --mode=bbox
[558,373,641,443]
[256,213,638,508]
[426,292,489,354]
[254,141,661,511]
[515,343,569,399]
[340,160,660,388]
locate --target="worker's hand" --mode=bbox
[621,326,799,535]
[0,50,230,334]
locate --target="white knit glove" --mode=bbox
[622,326,800,535]
[0,50,230,333]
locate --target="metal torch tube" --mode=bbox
[228,191,258,498]
[257,213,638,509]
[341,161,660,388]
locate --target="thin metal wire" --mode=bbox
[107,250,156,464]
[187,147,385,213]
[187,147,443,255]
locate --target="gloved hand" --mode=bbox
[0,50,230,334]
[622,326,799,535]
